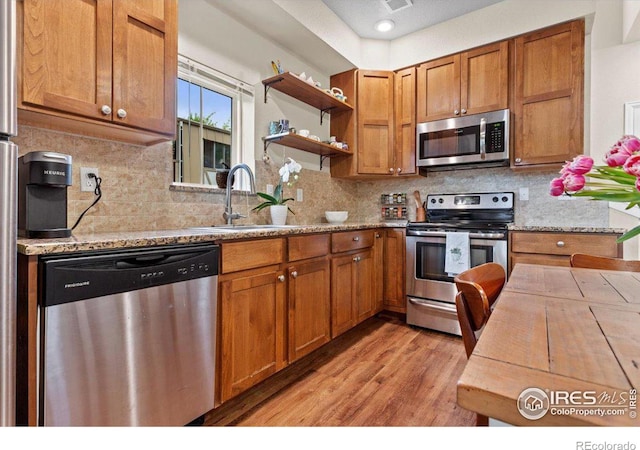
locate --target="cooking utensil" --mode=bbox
[413,190,422,208]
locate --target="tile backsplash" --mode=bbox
[13,126,610,234]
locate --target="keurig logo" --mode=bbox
[44,170,66,176]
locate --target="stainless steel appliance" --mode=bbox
[18,152,73,238]
[406,192,513,335]
[39,244,219,426]
[0,0,17,427]
[416,109,509,172]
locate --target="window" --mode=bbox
[174,56,255,189]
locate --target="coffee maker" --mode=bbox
[18,151,72,238]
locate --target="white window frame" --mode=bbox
[175,55,255,190]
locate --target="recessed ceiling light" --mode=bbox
[374,19,395,33]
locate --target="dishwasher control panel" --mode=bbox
[40,244,220,307]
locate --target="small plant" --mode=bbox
[252,158,302,215]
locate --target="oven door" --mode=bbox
[406,234,507,302]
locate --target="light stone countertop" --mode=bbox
[507,224,627,234]
[17,222,407,256]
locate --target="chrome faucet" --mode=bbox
[223,163,256,225]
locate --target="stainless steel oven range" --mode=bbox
[406,192,513,335]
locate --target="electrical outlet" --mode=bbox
[80,167,99,192]
[266,184,274,195]
[519,187,529,201]
[297,188,303,202]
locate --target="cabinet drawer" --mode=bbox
[331,230,375,253]
[510,232,621,257]
[221,238,285,273]
[288,234,330,262]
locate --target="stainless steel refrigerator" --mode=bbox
[0,0,17,427]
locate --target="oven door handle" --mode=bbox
[408,297,456,313]
[407,230,505,239]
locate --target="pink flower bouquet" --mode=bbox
[550,135,640,242]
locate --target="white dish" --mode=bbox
[325,211,348,224]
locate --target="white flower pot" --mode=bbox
[270,205,288,225]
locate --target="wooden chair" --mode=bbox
[570,253,640,272]
[454,262,506,427]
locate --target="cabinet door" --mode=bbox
[513,19,584,167]
[354,249,375,325]
[373,231,384,312]
[460,41,509,116]
[394,67,416,176]
[288,258,331,362]
[416,54,460,122]
[383,228,406,312]
[357,70,394,175]
[20,0,113,120]
[331,253,355,338]
[113,0,177,135]
[219,268,286,403]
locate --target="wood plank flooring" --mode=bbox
[205,313,476,426]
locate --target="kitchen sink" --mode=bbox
[189,224,302,232]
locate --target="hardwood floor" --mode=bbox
[205,313,476,426]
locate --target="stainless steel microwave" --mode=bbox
[416,109,510,172]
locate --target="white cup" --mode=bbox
[298,129,310,137]
[329,136,336,143]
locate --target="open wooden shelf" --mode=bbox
[262,72,354,116]
[263,132,351,158]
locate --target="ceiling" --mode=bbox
[321,0,505,40]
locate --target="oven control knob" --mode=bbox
[492,196,499,202]
[438,198,443,204]
[502,196,508,203]
[430,198,436,204]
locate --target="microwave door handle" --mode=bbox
[479,118,486,159]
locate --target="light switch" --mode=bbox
[266,184,274,195]
[297,189,303,202]
[519,187,529,201]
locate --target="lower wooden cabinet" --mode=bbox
[287,257,331,362]
[509,230,622,272]
[383,228,406,313]
[218,265,287,404]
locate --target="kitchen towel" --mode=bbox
[445,232,470,276]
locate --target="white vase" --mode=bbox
[270,205,288,225]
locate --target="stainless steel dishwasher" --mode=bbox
[38,243,219,426]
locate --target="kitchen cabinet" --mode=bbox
[393,67,417,176]
[511,19,584,168]
[218,239,287,404]
[330,69,396,178]
[416,41,509,123]
[383,228,406,313]
[373,230,384,312]
[509,230,622,272]
[17,0,177,146]
[330,230,378,337]
[286,235,331,363]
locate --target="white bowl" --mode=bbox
[325,211,348,224]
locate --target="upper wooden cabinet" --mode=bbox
[416,41,509,122]
[17,0,177,145]
[330,69,396,178]
[393,67,417,176]
[512,19,584,168]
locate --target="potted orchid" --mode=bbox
[550,135,640,242]
[253,157,302,225]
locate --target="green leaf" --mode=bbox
[617,224,640,243]
[572,191,640,202]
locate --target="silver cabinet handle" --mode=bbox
[397,168,402,173]
[556,241,565,247]
[461,109,467,114]
[101,105,112,115]
[389,168,394,173]
[454,109,460,115]
[353,236,359,241]
[515,157,522,163]
[375,233,381,238]
[291,271,298,278]
[117,108,127,119]
[277,275,285,282]
[353,256,361,262]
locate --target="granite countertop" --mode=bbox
[17,222,406,256]
[507,224,627,234]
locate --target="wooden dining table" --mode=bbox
[457,263,640,426]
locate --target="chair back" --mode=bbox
[453,263,506,358]
[570,253,640,272]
